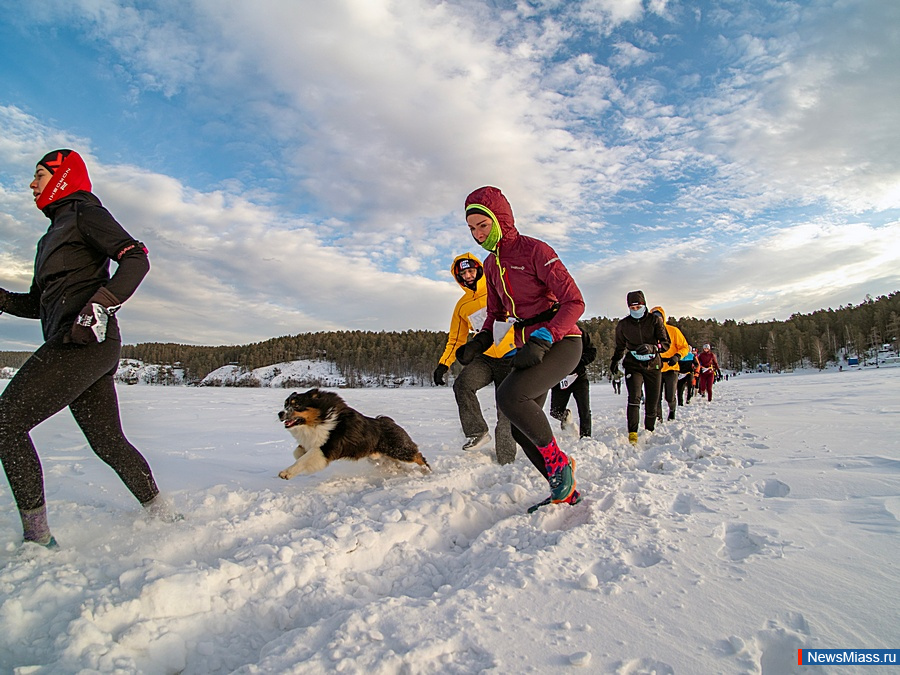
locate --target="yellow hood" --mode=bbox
[450,252,484,292]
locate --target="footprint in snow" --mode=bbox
[758,478,791,498]
[722,612,809,674]
[624,546,663,568]
[615,657,675,674]
[671,492,715,515]
[716,522,774,561]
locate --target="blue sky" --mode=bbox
[1,0,898,350]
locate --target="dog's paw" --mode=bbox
[278,470,293,480]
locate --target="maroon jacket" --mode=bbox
[465,186,583,348]
[698,350,720,373]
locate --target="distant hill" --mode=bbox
[107,358,421,388]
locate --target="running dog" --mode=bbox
[277,388,431,479]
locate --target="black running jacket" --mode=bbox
[2,191,149,341]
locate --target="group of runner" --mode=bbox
[2,152,726,546]
[436,260,725,456]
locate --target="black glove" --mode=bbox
[433,364,449,386]
[666,354,680,366]
[65,287,121,345]
[610,362,621,377]
[634,343,657,355]
[511,336,551,369]
[455,331,493,366]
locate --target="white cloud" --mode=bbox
[0,113,461,347]
[691,0,900,214]
[574,218,900,323]
[610,41,655,69]
[2,0,898,350]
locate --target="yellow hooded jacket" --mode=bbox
[651,306,689,373]
[438,253,516,367]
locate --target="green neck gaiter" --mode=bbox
[480,220,502,253]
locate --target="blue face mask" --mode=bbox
[630,306,646,319]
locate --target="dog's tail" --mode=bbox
[398,441,431,473]
[413,452,431,472]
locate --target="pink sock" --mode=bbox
[537,438,569,476]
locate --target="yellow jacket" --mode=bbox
[439,253,515,366]
[651,306,689,373]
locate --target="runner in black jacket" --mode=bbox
[609,290,670,444]
[0,149,169,548]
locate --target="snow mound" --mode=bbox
[199,359,346,388]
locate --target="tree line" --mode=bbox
[1,292,897,383]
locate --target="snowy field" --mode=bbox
[1,367,898,674]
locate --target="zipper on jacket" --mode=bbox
[496,250,526,343]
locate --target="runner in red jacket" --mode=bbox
[697,343,722,402]
[456,186,584,512]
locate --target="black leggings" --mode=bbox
[659,370,678,416]
[550,375,591,437]
[677,374,693,405]
[0,334,158,511]
[624,367,662,432]
[496,336,582,478]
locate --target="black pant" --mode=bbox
[452,355,515,464]
[0,334,158,511]
[550,375,591,437]
[624,366,662,433]
[496,336,581,478]
[658,370,678,417]
[677,374,693,405]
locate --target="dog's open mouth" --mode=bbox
[283,418,302,429]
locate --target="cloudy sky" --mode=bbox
[1,0,898,351]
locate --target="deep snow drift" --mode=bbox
[1,367,898,674]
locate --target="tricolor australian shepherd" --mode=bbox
[277,388,431,479]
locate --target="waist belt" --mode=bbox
[514,303,560,327]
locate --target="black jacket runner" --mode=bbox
[610,311,671,371]
[3,191,149,341]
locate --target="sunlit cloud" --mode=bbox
[1,0,898,350]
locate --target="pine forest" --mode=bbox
[1,292,897,385]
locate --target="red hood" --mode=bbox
[36,150,92,212]
[465,186,519,242]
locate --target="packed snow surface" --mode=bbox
[1,368,898,674]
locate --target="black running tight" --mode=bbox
[496,336,582,477]
[659,370,678,416]
[624,367,662,432]
[0,334,158,511]
[550,375,592,437]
